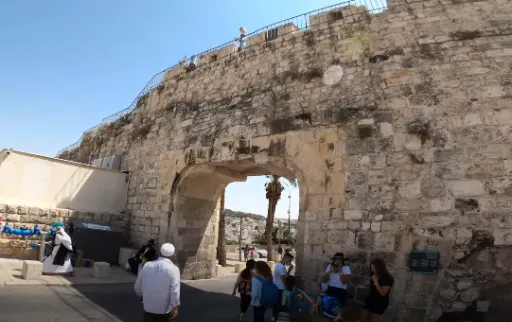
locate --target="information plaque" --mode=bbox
[408,250,440,274]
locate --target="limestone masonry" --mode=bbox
[57,0,512,320]
[0,203,129,259]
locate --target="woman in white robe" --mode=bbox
[42,222,74,275]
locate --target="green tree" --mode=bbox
[254,226,296,246]
[264,176,297,261]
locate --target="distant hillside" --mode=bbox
[223,209,297,244]
[224,209,297,224]
[224,209,265,220]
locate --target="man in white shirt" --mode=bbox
[273,252,294,320]
[135,243,181,322]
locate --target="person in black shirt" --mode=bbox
[127,239,157,275]
[357,258,394,322]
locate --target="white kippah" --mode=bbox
[160,243,175,257]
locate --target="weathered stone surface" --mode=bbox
[92,262,111,279]
[5,205,17,214]
[53,0,512,321]
[456,280,472,291]
[460,287,479,303]
[421,177,446,198]
[494,229,512,246]
[22,260,42,280]
[445,180,487,197]
[6,214,21,222]
[344,210,363,221]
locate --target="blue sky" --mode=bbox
[0,0,345,218]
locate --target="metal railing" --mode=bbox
[57,0,390,156]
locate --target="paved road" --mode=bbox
[0,275,246,322]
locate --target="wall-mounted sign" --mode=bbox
[409,250,439,274]
[82,223,112,231]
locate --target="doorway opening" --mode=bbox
[167,159,305,280]
[220,175,300,269]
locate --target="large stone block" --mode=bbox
[118,247,137,267]
[445,180,486,197]
[28,207,42,216]
[92,262,111,279]
[344,210,363,220]
[494,229,512,246]
[5,205,18,214]
[22,260,42,280]
[6,214,21,222]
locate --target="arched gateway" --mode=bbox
[167,130,342,280]
[58,0,512,320]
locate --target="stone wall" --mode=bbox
[0,149,128,213]
[0,203,130,259]
[58,0,512,320]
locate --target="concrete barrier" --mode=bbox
[118,247,137,268]
[92,262,110,279]
[234,263,242,273]
[22,260,42,280]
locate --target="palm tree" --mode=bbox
[217,190,227,266]
[264,175,297,261]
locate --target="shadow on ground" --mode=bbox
[72,282,244,322]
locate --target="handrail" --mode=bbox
[57,0,391,156]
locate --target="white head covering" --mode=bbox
[160,243,175,257]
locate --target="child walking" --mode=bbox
[277,275,318,322]
[233,259,256,322]
[251,261,276,322]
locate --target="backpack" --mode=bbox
[321,294,341,319]
[288,289,311,317]
[238,278,252,295]
[255,276,279,308]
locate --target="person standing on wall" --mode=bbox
[356,258,394,322]
[273,252,295,320]
[135,243,180,322]
[324,252,351,322]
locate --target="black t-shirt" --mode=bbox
[369,274,394,305]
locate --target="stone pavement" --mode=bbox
[0,275,356,322]
[0,257,238,286]
[0,258,136,286]
[0,275,244,322]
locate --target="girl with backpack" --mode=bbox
[277,275,318,322]
[232,260,256,322]
[251,261,279,322]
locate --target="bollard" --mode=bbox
[23,260,43,280]
[93,262,111,279]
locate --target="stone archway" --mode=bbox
[161,128,345,282]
